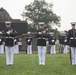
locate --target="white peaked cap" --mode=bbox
[70,22,76,25]
[27,32,31,34]
[60,31,66,34]
[5,21,11,24]
[38,22,44,25]
[50,32,54,34]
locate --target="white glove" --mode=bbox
[38,32,42,34]
[52,40,55,42]
[0,39,1,41]
[6,30,10,34]
[14,39,17,42]
[64,40,67,42]
[0,31,2,34]
[28,39,30,42]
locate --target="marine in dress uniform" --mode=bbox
[25,32,32,54]
[36,22,48,65]
[48,32,56,54]
[0,32,4,54]
[67,22,76,65]
[3,21,17,66]
[62,32,68,54]
[14,36,19,54]
[58,32,66,53]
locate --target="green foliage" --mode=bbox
[0,52,76,75]
[22,0,60,32]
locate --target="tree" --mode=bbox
[22,0,60,32]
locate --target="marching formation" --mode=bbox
[0,21,76,66]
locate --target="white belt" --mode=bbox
[70,37,76,39]
[38,37,45,39]
[6,37,14,39]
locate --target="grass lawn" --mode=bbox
[0,51,76,75]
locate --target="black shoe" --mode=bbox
[7,64,12,66]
